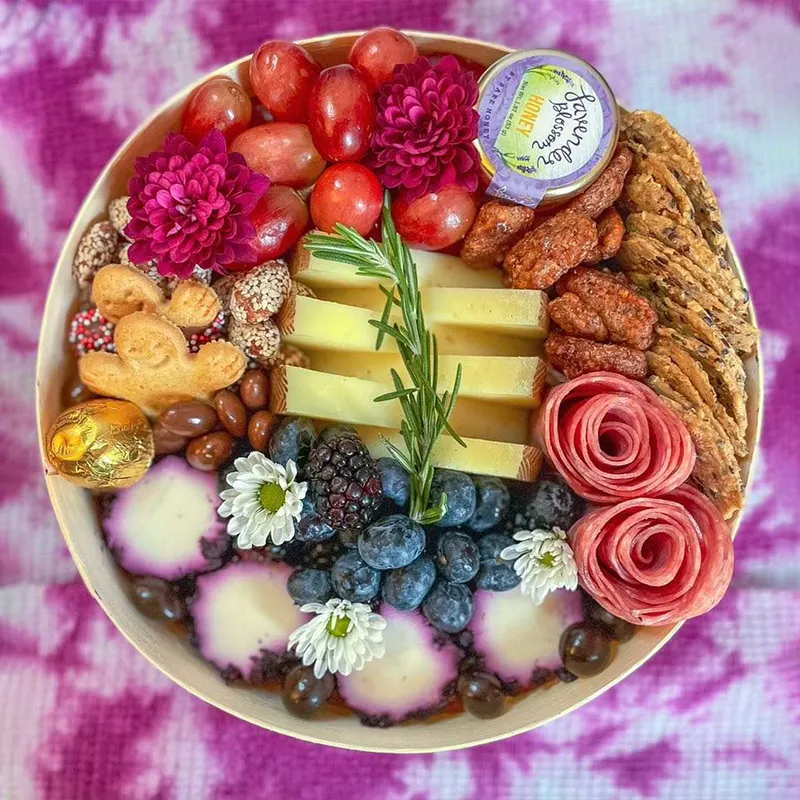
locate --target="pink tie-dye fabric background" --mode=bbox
[2,0,799,797]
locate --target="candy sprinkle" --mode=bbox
[187,311,227,354]
[69,307,116,357]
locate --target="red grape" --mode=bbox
[310,164,382,235]
[348,27,418,92]
[231,123,325,188]
[235,185,309,267]
[308,65,376,162]
[181,76,252,144]
[249,40,321,122]
[392,186,477,251]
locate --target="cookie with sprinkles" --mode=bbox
[68,307,116,357]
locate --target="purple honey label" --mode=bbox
[478,52,617,208]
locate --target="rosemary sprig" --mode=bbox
[303,193,465,525]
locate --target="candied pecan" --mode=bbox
[461,200,537,268]
[546,331,647,380]
[583,207,624,264]
[548,293,609,341]
[565,145,633,219]
[503,210,597,290]
[558,266,657,350]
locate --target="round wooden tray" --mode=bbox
[35,31,763,753]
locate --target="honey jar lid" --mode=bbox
[476,49,619,208]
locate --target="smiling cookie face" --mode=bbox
[79,310,246,416]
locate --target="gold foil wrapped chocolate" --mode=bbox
[46,399,154,489]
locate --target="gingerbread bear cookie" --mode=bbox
[79,311,246,416]
[92,264,220,328]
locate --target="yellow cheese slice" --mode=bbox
[355,426,543,483]
[291,235,504,289]
[270,366,531,445]
[307,351,546,408]
[279,295,538,357]
[317,287,549,341]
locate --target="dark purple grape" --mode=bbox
[559,623,613,678]
[584,599,636,643]
[281,665,334,718]
[130,577,185,622]
[457,672,506,719]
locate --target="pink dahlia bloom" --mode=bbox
[125,130,269,278]
[368,55,481,201]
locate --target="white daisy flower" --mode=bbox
[500,527,578,605]
[288,598,387,679]
[218,453,307,549]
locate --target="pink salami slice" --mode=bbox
[570,485,733,626]
[539,371,696,503]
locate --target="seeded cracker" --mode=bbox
[618,148,700,233]
[646,348,742,461]
[657,395,743,519]
[624,211,747,305]
[616,235,757,354]
[656,325,748,445]
[620,110,727,255]
[652,335,746,457]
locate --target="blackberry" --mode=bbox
[306,427,383,531]
[299,539,344,571]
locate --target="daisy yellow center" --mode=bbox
[326,616,351,638]
[258,482,286,513]
[537,552,556,569]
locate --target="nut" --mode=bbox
[72,221,119,288]
[230,261,292,324]
[108,196,132,239]
[228,316,281,366]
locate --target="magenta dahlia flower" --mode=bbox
[368,55,481,201]
[125,129,269,278]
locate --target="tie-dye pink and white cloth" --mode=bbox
[1,1,799,797]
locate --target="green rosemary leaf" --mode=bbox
[374,387,417,403]
[374,290,394,351]
[302,194,464,524]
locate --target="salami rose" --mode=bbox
[571,485,733,626]
[539,372,695,503]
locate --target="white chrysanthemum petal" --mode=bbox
[287,599,386,678]
[502,527,578,606]
[217,451,309,548]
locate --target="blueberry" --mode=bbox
[430,470,476,528]
[377,457,410,508]
[331,551,381,602]
[317,423,358,444]
[268,417,316,470]
[422,581,474,633]
[295,512,336,542]
[512,479,585,532]
[468,476,510,534]
[288,568,333,605]
[435,531,480,583]
[475,533,521,591]
[358,514,425,570]
[382,556,436,611]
